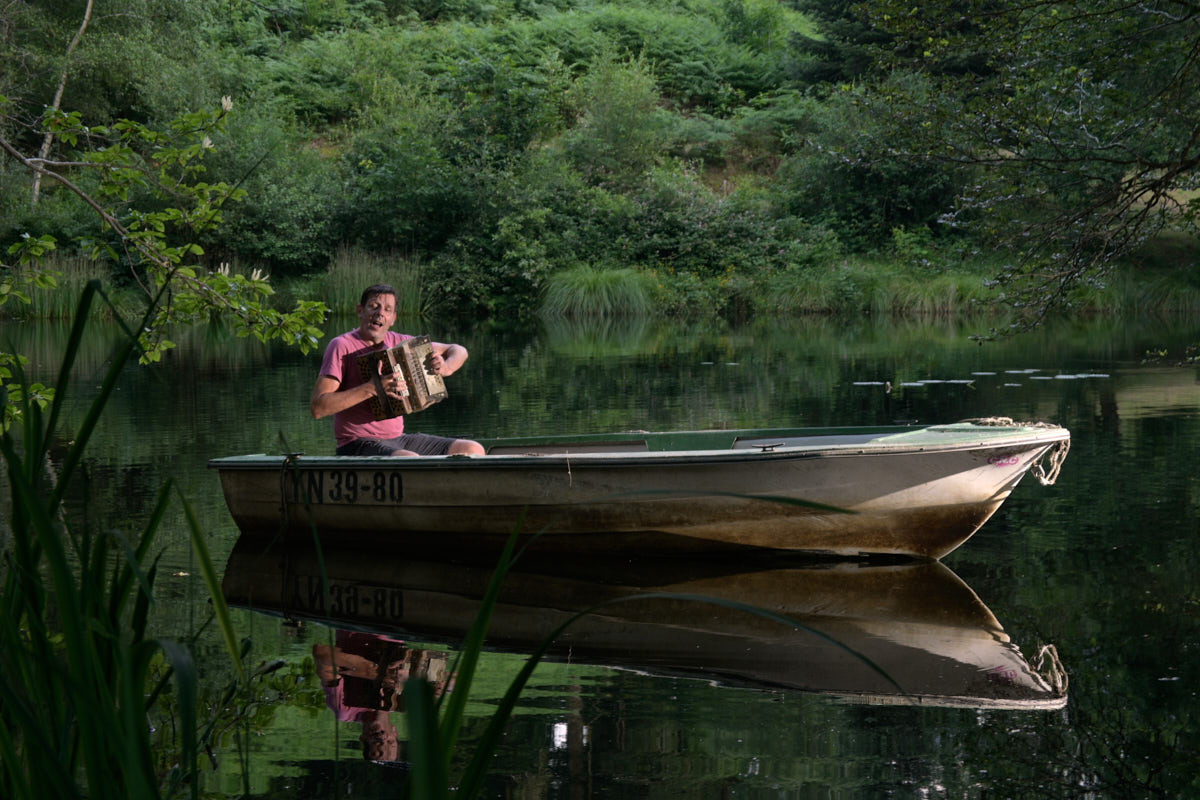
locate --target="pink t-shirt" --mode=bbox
[319,329,414,446]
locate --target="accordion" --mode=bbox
[355,335,448,419]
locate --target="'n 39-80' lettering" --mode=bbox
[289,470,404,504]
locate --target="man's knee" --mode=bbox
[449,439,485,456]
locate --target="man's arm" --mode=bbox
[428,342,469,376]
[310,372,405,419]
[312,644,379,683]
[311,374,368,420]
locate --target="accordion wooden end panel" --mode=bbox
[355,336,448,419]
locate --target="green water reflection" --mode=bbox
[3,312,1198,797]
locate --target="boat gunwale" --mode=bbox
[208,424,1069,472]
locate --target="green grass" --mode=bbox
[541,264,655,317]
[1093,270,1200,314]
[753,259,998,316]
[0,253,139,320]
[313,245,428,317]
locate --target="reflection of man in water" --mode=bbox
[312,630,453,762]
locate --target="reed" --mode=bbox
[1103,270,1200,313]
[0,253,139,320]
[0,283,248,799]
[540,264,654,318]
[756,261,998,316]
[318,245,427,317]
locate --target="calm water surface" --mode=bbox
[8,312,1199,798]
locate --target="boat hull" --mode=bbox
[210,423,1070,559]
[222,538,1069,709]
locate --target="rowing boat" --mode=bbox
[209,419,1069,559]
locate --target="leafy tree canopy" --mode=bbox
[0,94,327,425]
[854,0,1200,331]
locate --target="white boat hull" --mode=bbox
[210,422,1070,558]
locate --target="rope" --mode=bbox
[1034,643,1069,697]
[1031,439,1070,486]
[961,416,1063,430]
[279,451,305,527]
[278,452,305,622]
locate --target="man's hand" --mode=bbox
[426,343,467,376]
[381,369,408,399]
[426,351,447,376]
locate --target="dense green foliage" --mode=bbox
[1,0,1197,323]
[857,0,1200,331]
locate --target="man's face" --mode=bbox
[356,292,397,344]
[360,712,400,762]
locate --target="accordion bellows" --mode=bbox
[355,335,448,419]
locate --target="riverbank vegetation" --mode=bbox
[0,286,328,798]
[2,0,1197,329]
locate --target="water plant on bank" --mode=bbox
[0,284,263,799]
[540,263,655,318]
[0,251,130,320]
[315,245,428,318]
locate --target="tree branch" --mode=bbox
[30,0,94,209]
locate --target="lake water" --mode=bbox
[7,311,1200,798]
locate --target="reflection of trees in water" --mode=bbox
[474,314,1194,439]
[946,682,1198,798]
[466,673,1196,798]
[312,631,453,764]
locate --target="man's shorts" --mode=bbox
[336,432,456,456]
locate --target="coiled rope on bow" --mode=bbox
[1031,439,1070,486]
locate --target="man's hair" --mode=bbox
[360,284,397,306]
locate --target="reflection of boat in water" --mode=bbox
[221,537,1068,711]
[210,421,1070,559]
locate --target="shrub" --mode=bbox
[208,145,341,276]
[431,46,575,165]
[337,94,477,253]
[563,50,669,185]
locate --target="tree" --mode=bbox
[859,0,1200,331]
[28,0,94,209]
[0,94,327,426]
[786,0,894,86]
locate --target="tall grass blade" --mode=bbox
[158,639,200,800]
[404,679,447,800]
[37,280,100,458]
[179,489,245,680]
[113,642,161,799]
[2,283,266,799]
[46,282,152,514]
[433,525,523,770]
[109,482,172,623]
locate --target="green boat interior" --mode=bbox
[475,423,1045,456]
[481,426,906,455]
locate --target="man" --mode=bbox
[312,630,453,764]
[310,284,485,456]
